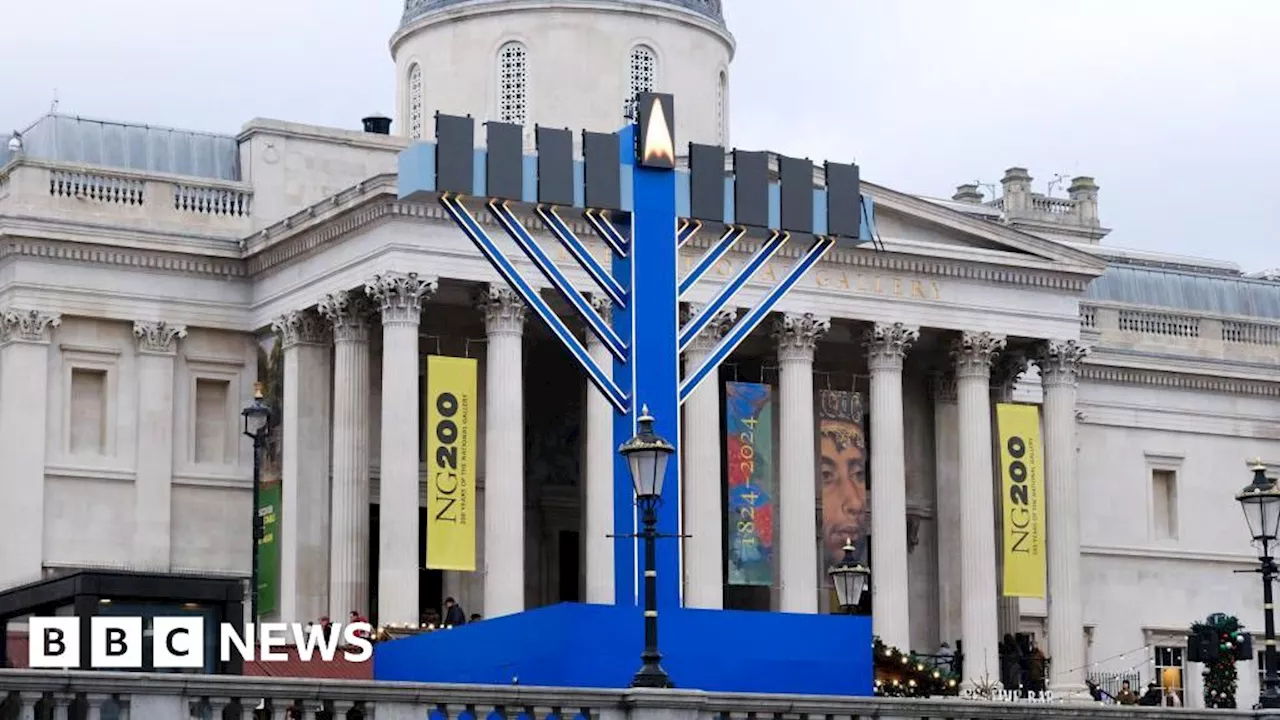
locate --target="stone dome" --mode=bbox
[400,0,726,28]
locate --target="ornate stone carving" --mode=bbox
[317,290,372,344]
[271,309,331,349]
[929,371,957,405]
[684,303,738,354]
[477,285,527,335]
[990,349,1029,400]
[864,322,920,372]
[133,321,187,354]
[950,331,1006,379]
[773,312,830,363]
[0,309,61,344]
[587,293,613,323]
[1036,339,1091,387]
[365,272,437,325]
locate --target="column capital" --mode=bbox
[0,309,61,345]
[272,308,331,349]
[990,349,1029,400]
[773,312,830,363]
[864,322,919,372]
[1036,339,1091,387]
[684,303,738,354]
[930,371,957,405]
[950,330,1006,379]
[588,293,613,322]
[133,320,187,355]
[317,290,372,344]
[365,272,438,325]
[478,284,527,336]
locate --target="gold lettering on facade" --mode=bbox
[910,280,926,299]
[714,258,733,277]
[892,278,902,296]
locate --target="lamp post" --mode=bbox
[618,406,675,689]
[241,382,271,624]
[1237,458,1280,709]
[828,539,870,615]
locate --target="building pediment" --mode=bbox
[865,183,1109,279]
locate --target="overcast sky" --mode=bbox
[2,1,1277,271]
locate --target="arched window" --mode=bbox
[716,70,728,144]
[627,45,657,113]
[408,63,424,140]
[498,42,529,125]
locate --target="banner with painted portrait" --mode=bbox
[817,390,868,573]
[724,382,776,586]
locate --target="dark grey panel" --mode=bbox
[689,143,725,222]
[636,93,676,169]
[779,155,814,234]
[733,150,769,228]
[435,114,474,195]
[583,131,621,211]
[485,122,523,201]
[825,161,861,239]
[537,126,575,206]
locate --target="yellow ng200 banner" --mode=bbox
[425,356,477,571]
[996,403,1046,598]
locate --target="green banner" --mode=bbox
[257,481,281,617]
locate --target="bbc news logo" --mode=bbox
[28,618,374,668]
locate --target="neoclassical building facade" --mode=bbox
[1,0,1277,707]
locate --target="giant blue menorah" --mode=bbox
[381,94,875,695]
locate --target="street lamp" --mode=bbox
[1237,458,1280,709]
[828,538,870,614]
[241,382,271,624]
[618,405,675,689]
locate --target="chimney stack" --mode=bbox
[1068,176,1100,227]
[952,184,984,204]
[1000,167,1033,214]
[362,115,392,135]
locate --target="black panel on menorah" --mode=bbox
[733,150,769,229]
[824,161,862,241]
[583,131,622,211]
[435,114,474,195]
[779,155,814,235]
[485,121,524,202]
[688,143,725,223]
[537,126,575,206]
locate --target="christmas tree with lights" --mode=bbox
[1191,613,1247,709]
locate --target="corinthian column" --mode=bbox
[0,310,59,588]
[774,312,829,613]
[1036,339,1090,696]
[931,372,961,647]
[366,272,437,626]
[271,310,332,623]
[584,295,615,605]
[683,304,737,609]
[865,322,918,649]
[479,285,527,618]
[132,321,186,572]
[990,351,1028,641]
[318,290,372,619]
[951,330,1006,688]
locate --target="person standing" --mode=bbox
[444,597,467,626]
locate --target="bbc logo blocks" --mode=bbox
[30,616,207,669]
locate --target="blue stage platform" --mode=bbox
[373,602,873,696]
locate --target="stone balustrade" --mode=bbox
[0,158,253,240]
[0,670,1274,720]
[1080,302,1280,367]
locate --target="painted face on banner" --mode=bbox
[819,422,867,567]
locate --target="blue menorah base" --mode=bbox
[372,602,873,696]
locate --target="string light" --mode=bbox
[1062,643,1155,675]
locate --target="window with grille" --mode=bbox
[1154,646,1185,706]
[716,70,728,144]
[626,45,657,115]
[408,63,424,140]
[498,42,529,125]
